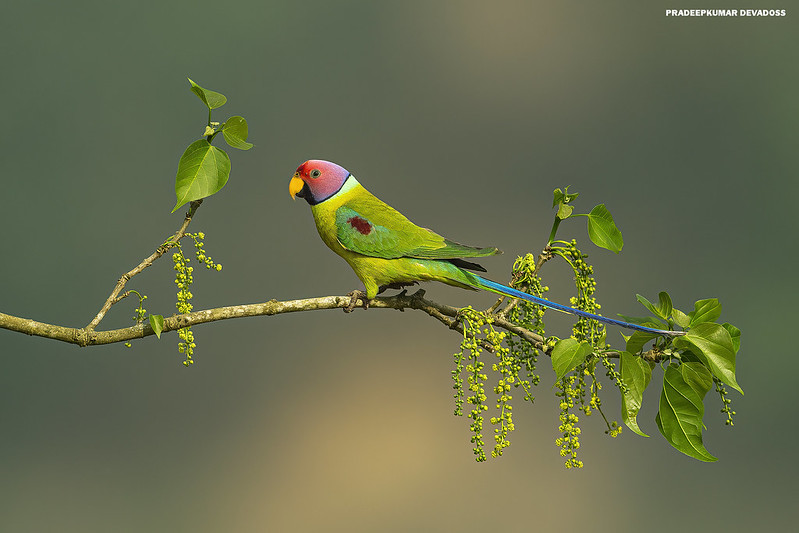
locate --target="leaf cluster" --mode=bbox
[462,188,743,466]
[131,81,249,364]
[172,79,253,213]
[623,294,740,461]
[550,187,623,253]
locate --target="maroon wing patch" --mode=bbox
[347,216,372,235]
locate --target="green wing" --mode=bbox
[335,193,500,260]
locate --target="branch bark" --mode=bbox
[0,290,547,350]
[1,288,671,361]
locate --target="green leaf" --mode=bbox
[721,323,741,354]
[672,308,691,328]
[624,330,658,354]
[149,314,165,339]
[634,293,672,321]
[689,298,721,326]
[172,139,231,213]
[657,292,673,320]
[551,338,592,380]
[617,313,667,328]
[680,362,713,400]
[620,351,653,437]
[564,189,578,203]
[552,188,564,207]
[552,186,579,208]
[655,364,717,462]
[636,294,660,318]
[188,78,227,110]
[556,203,573,220]
[585,204,623,253]
[222,116,254,150]
[677,322,742,394]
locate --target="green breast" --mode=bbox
[309,178,362,259]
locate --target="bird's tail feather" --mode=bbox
[472,275,685,337]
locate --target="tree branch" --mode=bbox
[1,216,664,362]
[2,287,671,363]
[0,289,547,349]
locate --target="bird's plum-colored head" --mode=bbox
[289,160,351,205]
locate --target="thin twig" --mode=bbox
[85,200,202,330]
[112,291,135,305]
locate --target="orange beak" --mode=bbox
[289,174,304,200]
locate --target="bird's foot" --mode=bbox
[344,290,369,313]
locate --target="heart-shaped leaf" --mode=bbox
[172,139,231,213]
[222,116,253,150]
[586,204,623,253]
[188,78,227,110]
[551,338,592,380]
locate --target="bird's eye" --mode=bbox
[310,169,321,179]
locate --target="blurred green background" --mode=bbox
[1,1,796,531]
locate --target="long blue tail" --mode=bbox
[473,275,685,337]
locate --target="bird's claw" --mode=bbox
[344,290,369,313]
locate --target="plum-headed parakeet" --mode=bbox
[289,160,683,336]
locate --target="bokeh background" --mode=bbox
[1,1,796,531]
